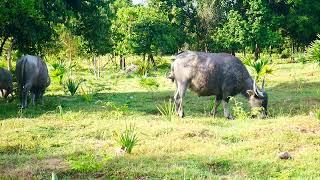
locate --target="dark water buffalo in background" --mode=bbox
[16,55,50,108]
[168,51,268,119]
[0,67,13,98]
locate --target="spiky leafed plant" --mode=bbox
[65,79,84,96]
[114,124,139,154]
[156,99,175,121]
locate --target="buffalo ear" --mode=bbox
[247,90,255,97]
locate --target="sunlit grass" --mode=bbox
[0,60,320,178]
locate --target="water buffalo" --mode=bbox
[168,51,268,119]
[0,67,13,98]
[16,55,50,108]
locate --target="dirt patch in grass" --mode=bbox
[39,157,69,171]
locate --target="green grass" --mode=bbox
[0,61,320,178]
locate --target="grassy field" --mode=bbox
[1,61,320,178]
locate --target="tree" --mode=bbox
[71,0,114,77]
[0,0,69,56]
[114,6,179,69]
[212,10,247,55]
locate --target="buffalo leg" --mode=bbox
[31,93,36,105]
[222,98,233,120]
[173,90,179,112]
[211,96,222,117]
[0,89,3,97]
[176,81,188,118]
[22,83,31,108]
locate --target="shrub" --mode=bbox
[52,63,66,84]
[294,53,308,64]
[280,49,291,59]
[307,35,320,65]
[113,124,139,154]
[156,99,175,121]
[65,79,84,96]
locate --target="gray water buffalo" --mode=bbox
[168,51,268,119]
[0,68,13,98]
[16,55,50,108]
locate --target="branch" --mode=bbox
[0,35,9,56]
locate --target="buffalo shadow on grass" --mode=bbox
[1,80,319,120]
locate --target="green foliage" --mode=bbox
[112,6,179,56]
[68,153,104,173]
[65,79,84,96]
[244,57,273,81]
[113,124,139,154]
[156,99,175,121]
[212,10,247,54]
[307,35,320,65]
[294,53,308,64]
[230,97,248,120]
[51,62,66,84]
[139,77,159,91]
[316,109,320,121]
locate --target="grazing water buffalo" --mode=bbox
[168,51,268,119]
[16,55,50,108]
[0,68,13,98]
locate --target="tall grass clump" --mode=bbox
[65,79,84,96]
[156,99,175,121]
[113,124,139,154]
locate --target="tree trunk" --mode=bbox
[6,42,13,71]
[243,48,246,57]
[93,55,97,77]
[97,56,100,78]
[291,42,294,61]
[269,45,272,58]
[0,35,9,56]
[149,54,157,70]
[254,43,260,61]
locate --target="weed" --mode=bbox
[316,109,320,120]
[156,99,175,121]
[230,97,248,120]
[113,124,139,154]
[56,105,63,117]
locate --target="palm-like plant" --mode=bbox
[65,79,84,96]
[52,63,66,84]
[244,57,273,81]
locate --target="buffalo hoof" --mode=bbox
[227,115,234,120]
[178,111,185,118]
